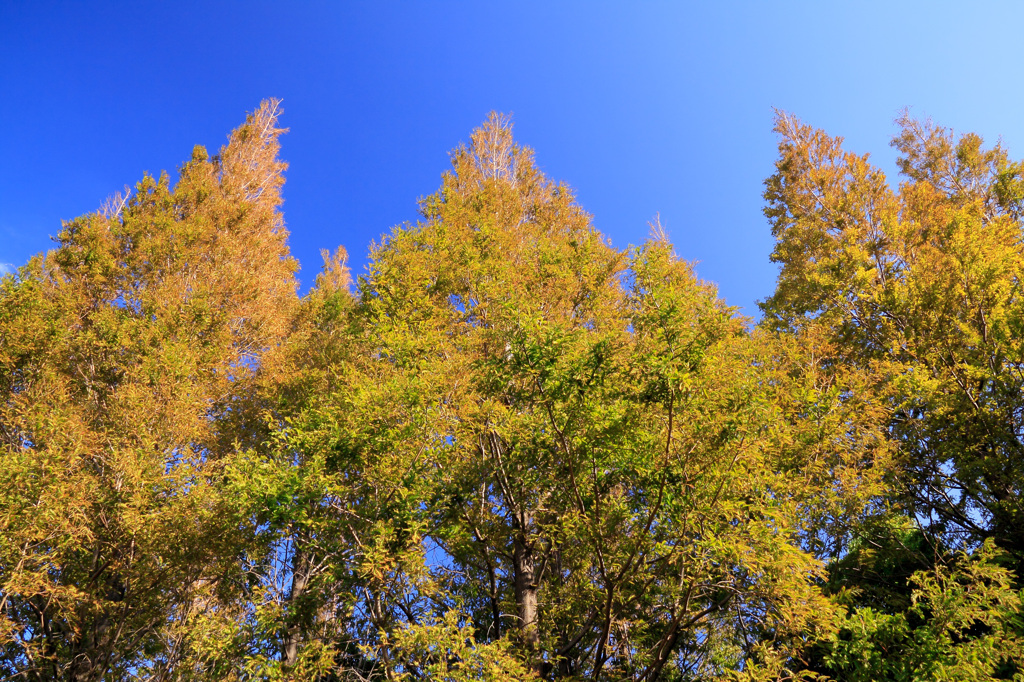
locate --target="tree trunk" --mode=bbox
[513,528,539,654]
[282,545,312,667]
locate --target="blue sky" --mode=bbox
[3,1,1024,316]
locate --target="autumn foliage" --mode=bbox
[0,102,1021,680]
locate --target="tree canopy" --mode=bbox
[0,102,1021,681]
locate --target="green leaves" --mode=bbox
[307,114,884,680]
[761,111,1024,682]
[8,104,1015,681]
[815,540,1023,682]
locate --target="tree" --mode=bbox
[0,100,298,681]
[341,113,885,680]
[760,111,1024,679]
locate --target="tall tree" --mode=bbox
[0,100,298,681]
[760,111,1024,679]
[347,114,885,680]
[763,110,1024,567]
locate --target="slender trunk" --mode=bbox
[513,526,540,655]
[282,545,312,667]
[643,615,682,681]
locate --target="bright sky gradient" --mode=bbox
[4,2,1024,316]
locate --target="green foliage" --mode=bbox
[813,540,1023,682]
[759,110,1024,682]
[2,103,1019,681]
[762,111,1024,567]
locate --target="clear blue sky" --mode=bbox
[3,1,1024,316]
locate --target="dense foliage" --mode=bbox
[0,102,1021,680]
